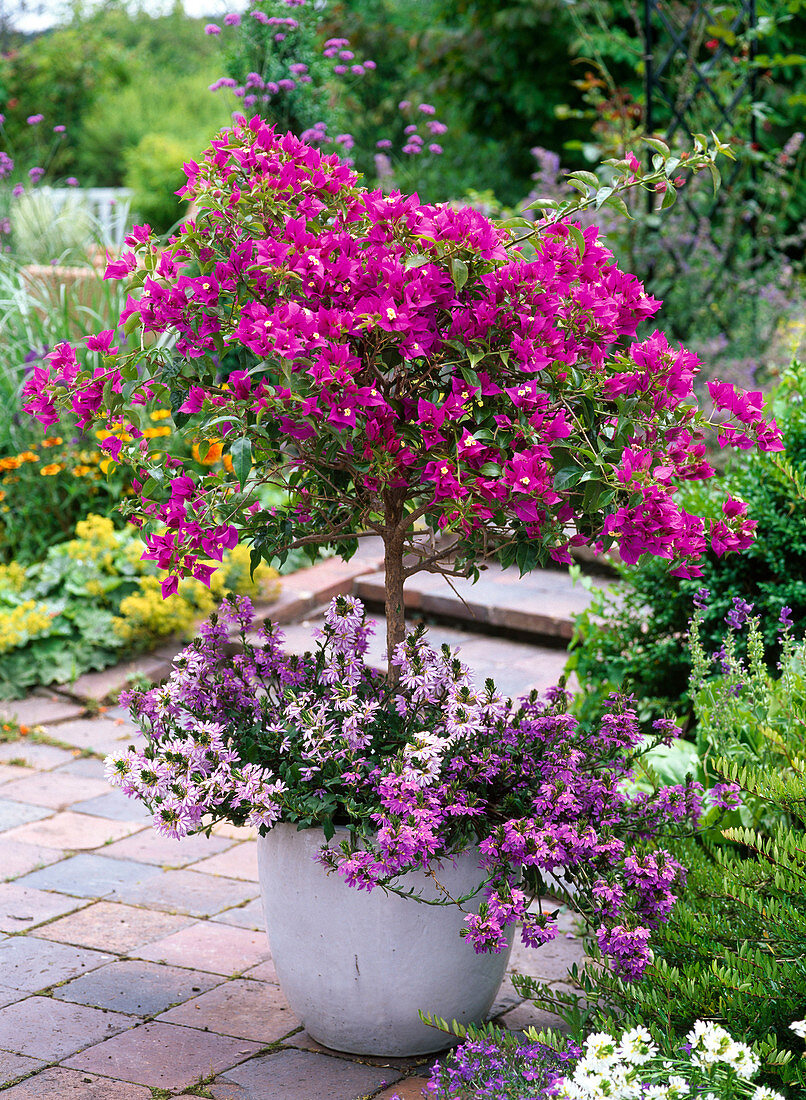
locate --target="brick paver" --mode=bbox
[376,1079,430,1100]
[0,696,84,727]
[2,810,144,851]
[212,896,265,931]
[0,742,77,770]
[190,840,260,881]
[63,1022,262,1091]
[0,1067,152,1098]
[109,866,258,917]
[0,996,133,1059]
[0,771,110,810]
[0,937,113,991]
[17,852,160,897]
[101,827,235,867]
[0,1052,46,1088]
[133,921,271,975]
[35,900,194,954]
[0,883,88,932]
[0,800,51,832]
[53,958,223,1015]
[211,1048,401,1100]
[157,978,299,1042]
[0,839,63,881]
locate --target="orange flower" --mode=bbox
[41,437,63,448]
[192,438,224,465]
[40,463,63,476]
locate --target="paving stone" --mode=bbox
[213,822,259,841]
[70,789,152,822]
[0,937,113,991]
[212,1048,400,1100]
[2,810,145,851]
[0,742,77,769]
[281,613,569,699]
[44,717,136,756]
[375,1080,430,1100]
[54,958,222,1016]
[157,978,298,1042]
[0,1052,46,1087]
[102,828,235,868]
[111,867,258,917]
[0,839,64,880]
[0,696,84,727]
[0,996,133,1059]
[65,656,172,704]
[0,1067,152,1098]
[0,883,88,933]
[498,999,571,1033]
[0,799,51,833]
[283,1031,430,1072]
[355,563,605,642]
[134,921,270,975]
[0,771,110,810]
[243,958,279,984]
[17,853,160,899]
[488,973,522,1017]
[0,765,34,785]
[36,900,194,954]
[507,931,585,984]
[190,841,259,881]
[55,756,108,780]
[213,896,265,931]
[0,986,28,1010]
[63,1022,261,1091]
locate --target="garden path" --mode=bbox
[0,556,595,1098]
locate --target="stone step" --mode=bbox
[276,611,570,699]
[354,562,609,645]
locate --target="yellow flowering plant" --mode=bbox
[0,514,280,700]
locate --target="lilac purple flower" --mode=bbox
[109,595,701,980]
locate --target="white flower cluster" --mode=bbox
[549,1018,799,1100]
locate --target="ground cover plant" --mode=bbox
[0,513,279,699]
[515,607,806,1094]
[425,1017,806,1098]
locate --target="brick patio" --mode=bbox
[0,704,583,1098]
[0,556,590,1098]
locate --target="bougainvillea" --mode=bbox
[107,594,707,978]
[24,119,782,663]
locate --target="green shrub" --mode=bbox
[567,360,806,730]
[0,515,281,699]
[123,133,197,234]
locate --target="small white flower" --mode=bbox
[617,1025,658,1064]
[724,1041,760,1078]
[790,1019,806,1039]
[666,1076,691,1099]
[750,1088,786,1100]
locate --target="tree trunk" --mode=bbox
[383,531,406,683]
[382,488,407,683]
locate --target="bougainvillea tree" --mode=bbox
[25,119,782,669]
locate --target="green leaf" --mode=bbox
[708,161,722,196]
[230,437,252,488]
[451,257,469,293]
[643,136,670,158]
[567,224,586,258]
[661,185,678,210]
[566,170,600,189]
[404,253,429,271]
